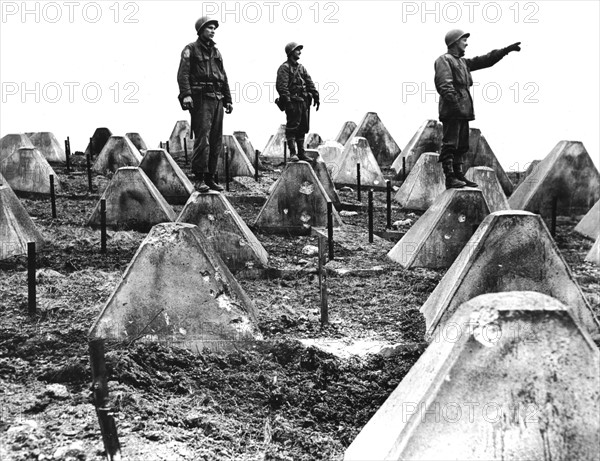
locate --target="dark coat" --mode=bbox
[276,59,319,103]
[434,48,508,121]
[177,38,232,108]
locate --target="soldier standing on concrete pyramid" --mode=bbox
[276,42,320,163]
[177,16,233,192]
[435,30,521,189]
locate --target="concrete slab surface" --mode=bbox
[465,166,510,212]
[140,149,193,205]
[0,147,60,194]
[334,121,357,146]
[333,137,386,188]
[0,134,34,163]
[394,153,445,211]
[219,135,255,178]
[574,199,599,240]
[25,132,66,163]
[345,291,600,461]
[84,127,112,158]
[345,112,401,167]
[392,119,442,176]
[88,223,261,352]
[421,210,600,339]
[388,188,490,268]
[88,167,175,231]
[92,136,142,175]
[177,191,268,272]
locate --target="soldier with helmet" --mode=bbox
[435,29,521,189]
[276,42,320,163]
[177,16,233,192]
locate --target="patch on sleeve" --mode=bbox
[183,48,191,58]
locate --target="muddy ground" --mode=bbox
[1,159,598,460]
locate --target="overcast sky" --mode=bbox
[1,0,598,172]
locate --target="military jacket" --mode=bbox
[434,48,508,121]
[276,59,318,102]
[177,38,232,107]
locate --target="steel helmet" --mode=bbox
[445,29,470,47]
[285,42,303,56]
[195,16,219,34]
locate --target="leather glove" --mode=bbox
[225,103,233,114]
[182,96,193,110]
[505,42,521,53]
[313,93,320,111]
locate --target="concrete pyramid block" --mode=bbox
[177,191,268,272]
[254,161,343,234]
[392,119,442,176]
[388,188,490,268]
[219,135,255,178]
[89,223,260,352]
[394,153,445,211]
[0,133,34,162]
[334,121,357,146]
[467,131,513,196]
[317,140,344,179]
[25,132,66,163]
[88,167,175,231]
[346,112,401,166]
[333,137,386,188]
[0,183,45,260]
[465,166,510,212]
[575,199,599,240]
[313,159,341,211]
[234,131,262,169]
[92,136,142,175]
[168,120,193,156]
[125,132,148,155]
[345,291,600,461]
[586,237,600,265]
[421,210,600,338]
[84,127,112,158]
[509,141,600,218]
[139,149,193,205]
[261,124,287,162]
[519,159,541,184]
[0,147,61,194]
[304,132,323,149]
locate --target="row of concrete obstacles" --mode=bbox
[344,141,600,458]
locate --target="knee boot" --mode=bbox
[443,163,466,189]
[296,137,311,162]
[286,137,298,161]
[453,164,478,187]
[204,173,224,192]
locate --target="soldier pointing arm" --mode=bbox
[434,29,521,189]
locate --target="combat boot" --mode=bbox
[296,137,313,163]
[204,173,224,192]
[442,163,466,189]
[287,137,299,162]
[194,173,210,193]
[453,164,478,187]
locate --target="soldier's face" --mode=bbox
[456,37,468,54]
[201,24,216,41]
[292,49,301,60]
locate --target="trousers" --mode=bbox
[190,96,224,176]
[439,119,469,166]
[285,99,309,139]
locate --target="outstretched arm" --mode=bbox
[467,42,521,71]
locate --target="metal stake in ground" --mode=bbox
[283,141,287,165]
[224,145,230,192]
[64,138,71,173]
[402,157,406,180]
[386,180,392,229]
[356,163,361,202]
[100,199,107,254]
[28,242,36,315]
[183,138,189,165]
[368,189,374,243]
[318,236,329,326]
[327,202,334,261]
[86,153,93,193]
[254,150,259,182]
[50,174,57,218]
[166,141,170,154]
[551,196,558,237]
[89,338,122,461]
